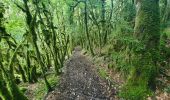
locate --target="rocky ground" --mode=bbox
[45,47,116,100]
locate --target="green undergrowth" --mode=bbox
[164,27,170,38]
[82,27,170,99]
[98,68,108,79]
[119,62,155,99]
[119,85,152,100]
[100,34,139,77]
[91,34,159,99]
[34,74,59,100]
[97,67,117,89]
[20,74,59,100]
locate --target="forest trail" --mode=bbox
[45,47,115,100]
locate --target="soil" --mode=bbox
[45,47,116,100]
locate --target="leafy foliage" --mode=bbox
[0,0,170,99]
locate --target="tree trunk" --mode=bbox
[26,50,32,83]
[134,0,160,54]
[84,1,94,55]
[0,68,12,100]
[101,0,107,45]
[21,0,52,92]
[162,0,170,24]
[122,0,160,99]
[18,63,27,82]
[0,3,28,99]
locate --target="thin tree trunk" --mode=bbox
[21,0,52,92]
[84,1,94,55]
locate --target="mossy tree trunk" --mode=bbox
[0,66,12,100]
[19,0,52,92]
[161,0,170,24]
[18,63,27,82]
[26,49,32,83]
[101,0,107,45]
[84,1,94,56]
[134,0,160,50]
[122,0,160,99]
[0,53,28,100]
[0,3,28,99]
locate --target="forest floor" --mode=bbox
[45,47,117,100]
[23,46,170,100]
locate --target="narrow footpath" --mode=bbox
[46,47,115,100]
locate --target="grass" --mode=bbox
[19,74,59,100]
[33,74,59,100]
[98,68,108,79]
[164,27,170,38]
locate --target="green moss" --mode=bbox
[0,77,13,100]
[120,59,154,99]
[7,80,28,100]
[20,87,28,93]
[121,0,160,99]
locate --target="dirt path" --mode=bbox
[45,47,115,100]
